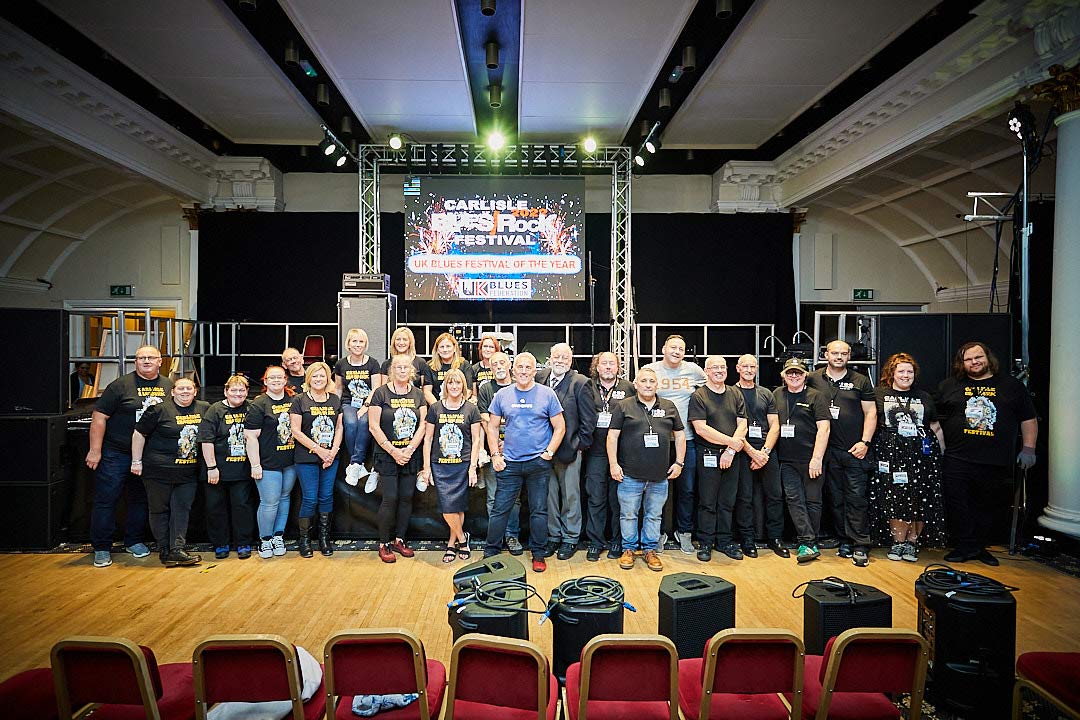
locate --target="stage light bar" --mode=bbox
[319,124,358,166]
[320,137,337,156]
[335,154,347,167]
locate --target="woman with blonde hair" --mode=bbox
[421,367,482,562]
[245,366,297,559]
[425,332,475,406]
[381,327,435,389]
[289,362,343,558]
[198,374,255,559]
[334,327,383,485]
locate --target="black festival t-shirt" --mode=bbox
[687,385,746,452]
[334,356,382,407]
[369,383,426,452]
[737,384,777,450]
[289,393,342,464]
[427,360,476,399]
[588,378,635,456]
[472,361,495,386]
[875,387,937,437]
[805,368,876,451]
[772,387,830,464]
[245,393,296,470]
[380,356,434,388]
[134,398,209,481]
[936,374,1036,466]
[609,396,684,482]
[197,400,249,481]
[477,379,512,443]
[426,401,482,466]
[95,372,173,451]
[286,373,305,394]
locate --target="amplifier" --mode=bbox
[803,580,892,655]
[452,555,526,592]
[658,573,735,660]
[342,273,390,292]
[447,586,529,642]
[548,583,625,682]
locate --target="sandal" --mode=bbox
[457,531,472,561]
[442,546,457,564]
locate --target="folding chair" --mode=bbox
[1013,651,1080,719]
[51,635,194,720]
[0,667,58,720]
[303,335,325,365]
[793,628,928,720]
[444,632,558,720]
[564,634,678,720]
[678,628,804,720]
[324,628,446,719]
[193,634,325,720]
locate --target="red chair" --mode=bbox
[51,635,195,720]
[564,634,678,720]
[792,628,928,720]
[444,633,558,720]
[193,634,326,720]
[1013,651,1080,719]
[303,335,325,365]
[678,628,804,720]
[323,628,446,720]
[0,667,59,720]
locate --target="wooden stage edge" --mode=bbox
[1,545,1078,679]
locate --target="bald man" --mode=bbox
[805,340,877,567]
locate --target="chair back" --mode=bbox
[324,628,434,720]
[445,633,550,720]
[817,628,929,720]
[193,634,305,720]
[700,628,804,720]
[578,634,678,720]
[51,636,164,720]
[303,335,325,364]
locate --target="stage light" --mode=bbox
[481,0,495,15]
[640,119,651,139]
[349,139,358,156]
[489,84,502,109]
[299,145,309,158]
[1008,101,1037,146]
[582,136,597,153]
[389,134,404,150]
[486,42,499,70]
[320,137,337,156]
[634,153,645,167]
[716,0,733,19]
[682,46,696,73]
[316,84,330,107]
[340,116,352,135]
[645,137,660,153]
[335,154,347,167]
[659,88,671,110]
[284,39,300,68]
[487,131,506,151]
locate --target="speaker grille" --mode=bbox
[658,573,736,660]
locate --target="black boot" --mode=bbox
[298,517,313,558]
[318,512,334,556]
[159,544,171,566]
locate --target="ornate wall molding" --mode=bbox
[712,160,782,213]
[209,158,285,211]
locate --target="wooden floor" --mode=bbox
[1,545,1078,679]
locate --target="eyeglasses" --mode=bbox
[135,356,160,361]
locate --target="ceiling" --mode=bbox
[6,0,979,174]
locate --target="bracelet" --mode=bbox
[724,448,736,455]
[674,460,685,467]
[491,452,503,458]
[131,459,142,465]
[207,465,218,471]
[251,465,261,470]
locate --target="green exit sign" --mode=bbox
[853,288,874,301]
[110,285,134,297]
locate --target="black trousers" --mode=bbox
[779,461,823,545]
[144,477,196,550]
[205,479,256,547]
[942,456,1009,551]
[823,447,872,548]
[584,453,621,548]
[740,453,785,540]
[697,451,751,546]
[377,468,416,543]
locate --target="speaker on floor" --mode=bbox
[447,585,529,642]
[452,555,526,592]
[0,480,70,549]
[548,582,625,682]
[803,579,892,655]
[0,415,69,485]
[657,573,735,660]
[915,577,1016,717]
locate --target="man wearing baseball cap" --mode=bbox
[772,358,831,562]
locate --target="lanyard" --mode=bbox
[785,390,802,424]
[740,385,760,423]
[596,380,619,412]
[638,399,657,435]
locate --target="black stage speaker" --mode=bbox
[803,580,892,655]
[0,415,68,485]
[915,578,1016,717]
[878,315,949,391]
[548,583,625,682]
[447,586,529,642]
[0,308,68,414]
[0,480,70,549]
[452,555,526,592]
[657,573,736,660]
[338,292,397,366]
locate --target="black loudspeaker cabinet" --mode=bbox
[915,579,1016,717]
[657,573,736,660]
[0,480,70,549]
[338,292,397,367]
[0,308,68,414]
[452,555,526,592]
[803,580,892,655]
[877,313,1012,392]
[0,415,69,485]
[548,585,625,682]
[447,586,529,642]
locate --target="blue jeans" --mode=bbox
[619,477,668,551]
[90,445,148,551]
[671,439,697,534]
[255,465,297,537]
[341,404,371,466]
[295,460,337,518]
[482,464,520,538]
[485,457,550,557]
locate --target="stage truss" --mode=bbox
[357,143,635,370]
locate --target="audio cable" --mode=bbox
[447,577,547,615]
[792,577,863,604]
[918,563,1019,597]
[540,576,637,626]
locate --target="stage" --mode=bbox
[1,544,1077,693]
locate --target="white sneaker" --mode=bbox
[345,463,361,486]
[355,464,370,479]
[271,535,286,556]
[258,539,274,559]
[364,470,379,494]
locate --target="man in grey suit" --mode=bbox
[536,343,598,560]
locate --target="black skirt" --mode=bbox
[433,462,470,514]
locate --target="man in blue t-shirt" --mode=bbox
[483,352,565,572]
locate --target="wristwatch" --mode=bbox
[762,447,772,457]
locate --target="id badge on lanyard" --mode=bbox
[643,433,659,448]
[748,423,763,439]
[596,411,612,428]
[703,450,718,468]
[780,423,795,438]
[829,403,840,420]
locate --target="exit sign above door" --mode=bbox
[852,288,874,301]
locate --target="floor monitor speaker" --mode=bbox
[452,555,526,592]
[803,579,892,655]
[657,573,735,660]
[548,581,624,682]
[447,586,529,642]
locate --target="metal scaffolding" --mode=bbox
[357,143,635,371]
